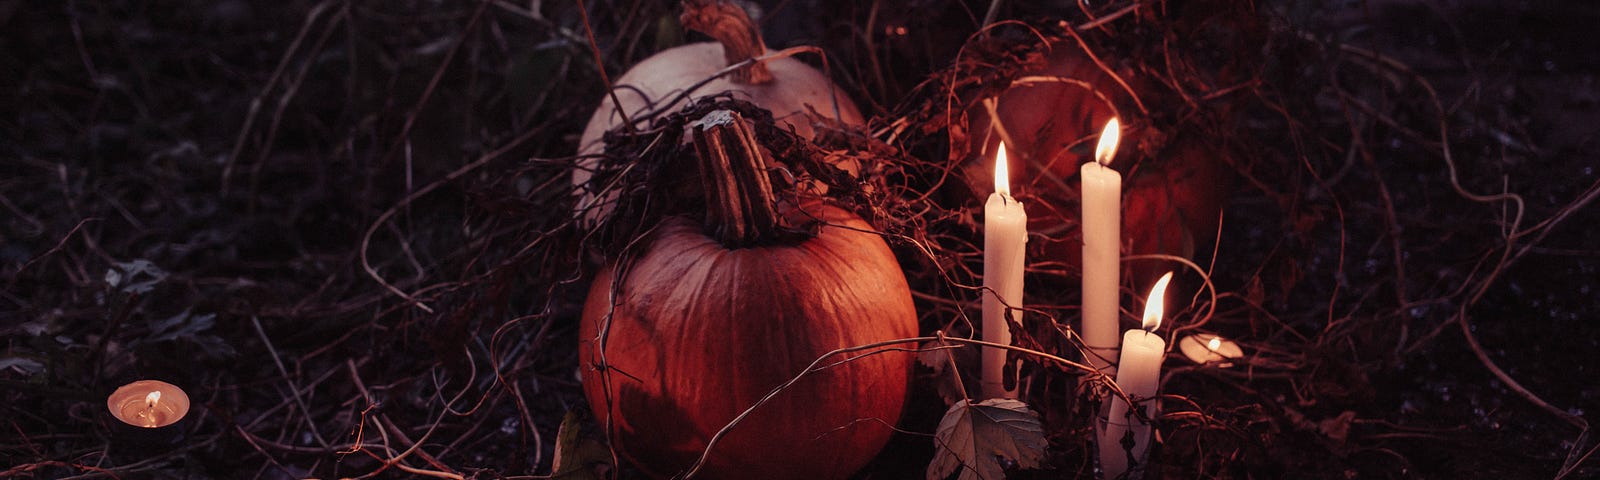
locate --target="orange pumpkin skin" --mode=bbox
[578,204,917,480]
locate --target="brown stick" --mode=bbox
[680,0,772,84]
[692,110,778,247]
[578,0,633,133]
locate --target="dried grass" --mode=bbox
[3,0,1597,478]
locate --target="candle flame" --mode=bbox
[1141,271,1174,331]
[145,390,161,407]
[1207,337,1222,351]
[1093,118,1120,167]
[994,142,1011,198]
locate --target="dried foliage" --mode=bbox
[928,399,1046,480]
[3,0,1599,479]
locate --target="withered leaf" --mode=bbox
[550,411,611,480]
[927,399,1046,480]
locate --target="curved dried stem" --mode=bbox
[1123,253,1219,339]
[577,0,633,133]
[360,126,547,313]
[1338,43,1584,430]
[1059,18,1147,116]
[680,0,772,84]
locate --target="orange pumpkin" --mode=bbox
[578,110,915,479]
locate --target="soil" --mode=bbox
[3,1,1597,479]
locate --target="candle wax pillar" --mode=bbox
[1099,329,1164,478]
[983,146,1026,400]
[1080,159,1122,375]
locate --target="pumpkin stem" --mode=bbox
[680,0,773,84]
[693,109,778,247]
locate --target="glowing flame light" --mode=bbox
[137,391,163,427]
[994,142,1011,198]
[1141,271,1174,331]
[1094,118,1121,167]
[1207,337,1222,351]
[109,380,189,428]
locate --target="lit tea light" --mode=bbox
[108,380,189,428]
[1178,333,1244,365]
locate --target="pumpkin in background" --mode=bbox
[578,110,916,479]
[573,0,863,225]
[964,40,1237,291]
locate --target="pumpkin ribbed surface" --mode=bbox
[579,205,915,479]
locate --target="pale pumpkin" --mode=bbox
[573,0,863,225]
[578,110,916,479]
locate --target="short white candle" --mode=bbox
[1082,119,1123,375]
[1100,271,1171,479]
[983,142,1026,399]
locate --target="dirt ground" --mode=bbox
[3,1,1597,479]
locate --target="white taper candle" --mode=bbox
[983,143,1026,399]
[1082,118,1123,376]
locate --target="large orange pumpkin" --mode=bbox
[578,110,916,479]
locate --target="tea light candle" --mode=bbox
[983,142,1026,399]
[1100,271,1171,479]
[1178,334,1243,365]
[108,380,189,428]
[1081,119,1122,376]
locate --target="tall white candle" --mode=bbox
[1082,119,1123,376]
[983,142,1026,399]
[1099,271,1172,479]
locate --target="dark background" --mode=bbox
[3,0,1597,478]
